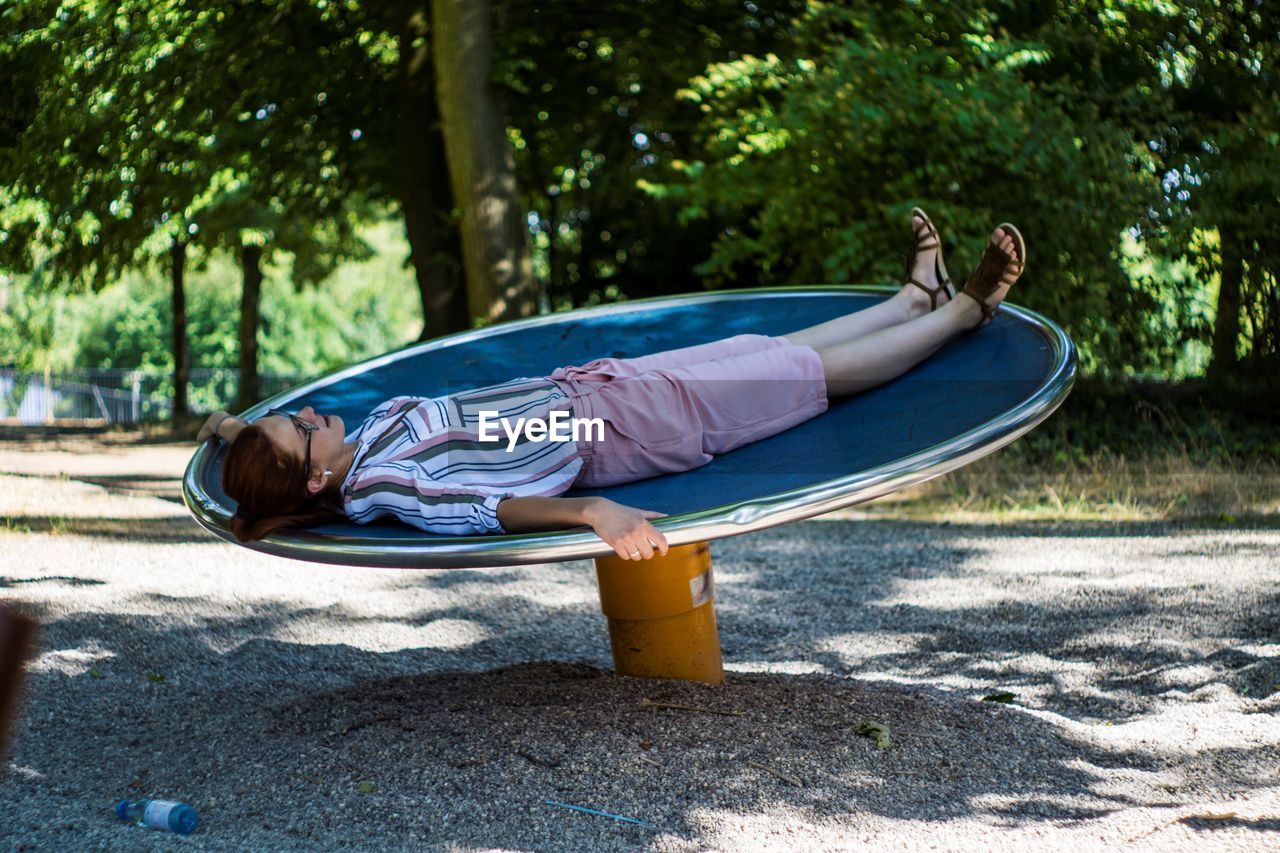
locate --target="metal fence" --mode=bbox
[0,368,309,425]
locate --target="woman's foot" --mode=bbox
[900,208,955,316]
[957,225,1025,329]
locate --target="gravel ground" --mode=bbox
[1,436,1278,850]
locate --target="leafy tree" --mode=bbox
[78,230,416,368]
[639,1,1169,375]
[493,0,809,308]
[6,0,1273,395]
[0,0,378,412]
[1146,0,1279,383]
[0,0,209,412]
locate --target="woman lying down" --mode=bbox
[199,214,1024,562]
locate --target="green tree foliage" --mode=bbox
[1144,0,1279,381]
[3,0,1275,392]
[1,0,385,275]
[639,1,1175,375]
[494,0,809,308]
[0,0,387,409]
[632,0,1277,381]
[0,223,419,377]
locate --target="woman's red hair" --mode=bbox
[221,423,343,542]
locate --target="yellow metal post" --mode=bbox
[593,541,724,684]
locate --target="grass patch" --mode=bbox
[865,450,1280,523]
[0,515,203,541]
[858,379,1279,523]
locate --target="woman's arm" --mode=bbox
[497,496,669,561]
[197,411,248,444]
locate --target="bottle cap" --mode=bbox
[115,800,130,820]
[173,805,199,835]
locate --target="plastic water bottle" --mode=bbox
[115,799,199,835]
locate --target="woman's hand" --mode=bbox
[197,411,236,443]
[583,498,669,560]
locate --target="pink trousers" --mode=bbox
[548,334,829,488]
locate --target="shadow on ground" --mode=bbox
[2,517,1277,848]
[0,515,208,543]
[0,469,185,503]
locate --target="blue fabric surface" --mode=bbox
[205,291,1054,539]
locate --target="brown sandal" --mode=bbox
[959,222,1026,327]
[903,206,956,310]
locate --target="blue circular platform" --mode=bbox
[184,286,1076,567]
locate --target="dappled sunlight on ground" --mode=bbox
[0,472,186,523]
[2,432,1278,848]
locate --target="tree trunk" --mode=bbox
[1209,223,1243,379]
[430,0,536,325]
[170,240,189,421]
[396,0,469,341]
[238,243,263,412]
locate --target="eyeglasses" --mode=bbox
[264,408,318,493]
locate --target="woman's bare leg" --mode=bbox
[811,227,1019,398]
[783,211,953,350]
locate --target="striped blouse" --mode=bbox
[339,377,584,536]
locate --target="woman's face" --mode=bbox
[258,406,348,492]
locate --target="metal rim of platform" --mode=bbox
[182,285,1078,568]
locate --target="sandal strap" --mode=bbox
[903,211,945,300]
[906,277,942,310]
[960,241,1017,322]
[935,255,956,298]
[958,290,996,324]
[914,225,937,246]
